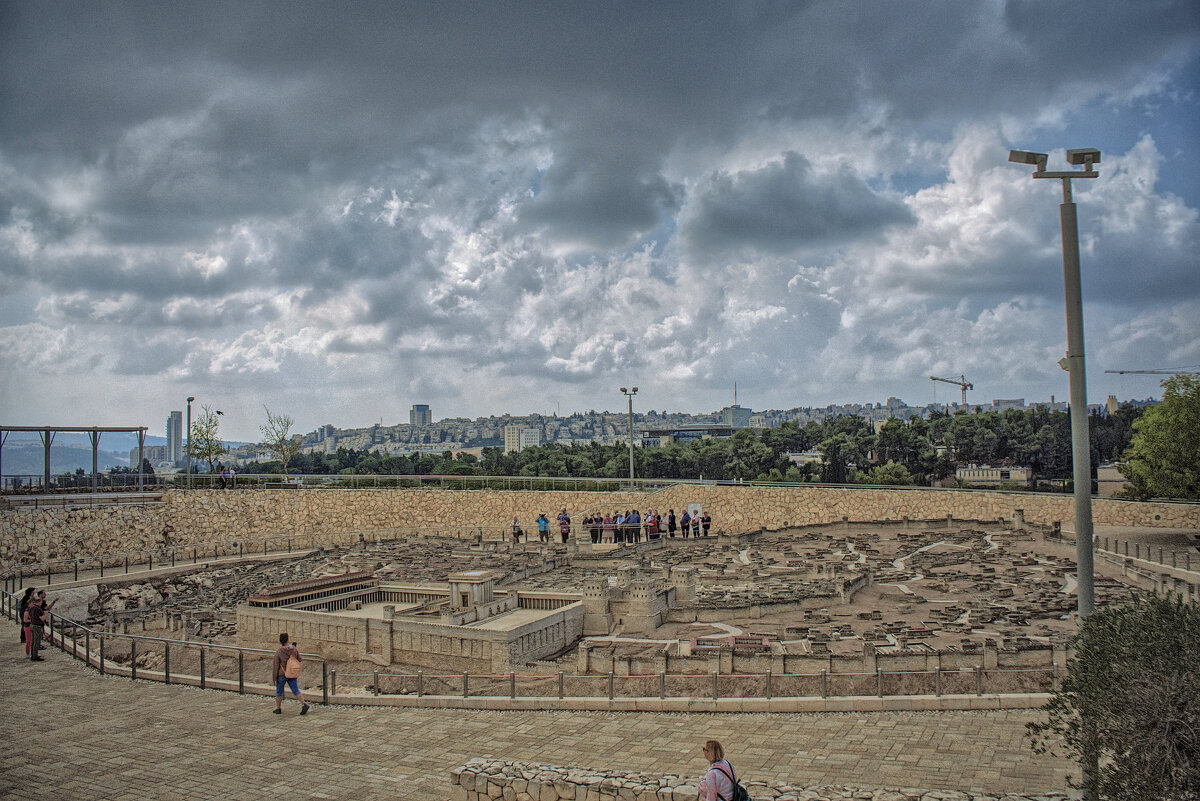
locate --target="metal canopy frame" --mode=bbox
[0,426,149,493]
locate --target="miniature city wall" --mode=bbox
[4,484,1197,565]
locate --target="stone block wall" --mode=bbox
[448,758,1067,801]
[3,485,1196,568]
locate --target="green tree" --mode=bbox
[187,405,226,474]
[1120,375,1200,499]
[260,406,302,475]
[1027,594,1200,800]
[857,462,913,485]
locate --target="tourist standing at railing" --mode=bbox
[667,509,677,538]
[626,509,641,543]
[511,517,524,544]
[696,739,738,801]
[272,632,309,715]
[229,465,237,488]
[613,511,624,544]
[680,510,691,539]
[692,513,701,537]
[702,512,712,537]
[602,513,615,543]
[558,509,571,544]
[536,514,550,543]
[218,463,228,489]
[18,587,33,650]
[25,592,55,662]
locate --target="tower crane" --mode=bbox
[930,374,973,409]
[1103,367,1199,375]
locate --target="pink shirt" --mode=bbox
[697,759,734,801]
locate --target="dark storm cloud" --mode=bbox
[681,154,915,256]
[1,1,1197,432]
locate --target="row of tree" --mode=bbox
[220,376,1200,499]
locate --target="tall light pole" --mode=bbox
[620,386,638,482]
[185,396,195,490]
[1010,148,1100,799]
[1008,147,1099,619]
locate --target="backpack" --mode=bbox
[284,654,302,679]
[712,764,749,801]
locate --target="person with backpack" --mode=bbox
[272,632,309,715]
[698,739,747,801]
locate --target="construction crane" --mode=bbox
[1103,366,1199,375]
[930,374,973,409]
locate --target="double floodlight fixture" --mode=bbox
[619,386,638,394]
[1009,148,1100,179]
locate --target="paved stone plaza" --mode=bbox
[1,619,1076,801]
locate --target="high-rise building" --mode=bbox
[503,424,541,453]
[410,404,432,426]
[166,411,183,464]
[721,404,753,428]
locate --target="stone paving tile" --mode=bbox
[1,620,1076,800]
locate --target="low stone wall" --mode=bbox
[3,485,1196,568]
[448,758,1068,801]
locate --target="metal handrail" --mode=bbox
[2,589,328,703]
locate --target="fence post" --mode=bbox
[934,667,941,697]
[373,670,379,696]
[820,669,827,698]
[417,670,423,697]
[85,630,90,668]
[877,667,883,697]
[509,672,516,699]
[200,650,206,690]
[658,671,665,699]
[164,644,170,685]
[171,550,175,567]
[99,635,105,675]
[149,553,153,571]
[74,561,79,582]
[975,665,982,696]
[608,672,614,700]
[462,671,469,698]
[765,670,772,700]
[1052,662,1059,692]
[193,548,197,564]
[130,640,137,681]
[559,671,565,700]
[238,652,245,694]
[712,671,719,700]
[124,556,129,574]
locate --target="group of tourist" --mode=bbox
[508,508,713,544]
[17,586,56,662]
[216,462,238,489]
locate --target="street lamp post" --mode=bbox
[1008,147,1099,619]
[620,386,638,482]
[1009,147,1100,801]
[185,396,195,490]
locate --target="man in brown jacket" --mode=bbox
[272,632,309,715]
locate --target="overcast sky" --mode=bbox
[2,2,1198,442]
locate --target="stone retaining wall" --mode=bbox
[448,758,1070,801]
[3,486,1196,567]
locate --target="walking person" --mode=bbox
[697,739,741,801]
[272,632,309,715]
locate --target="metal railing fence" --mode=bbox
[0,526,558,591]
[2,588,328,704]
[329,661,1058,701]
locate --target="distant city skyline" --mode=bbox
[2,4,1196,442]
